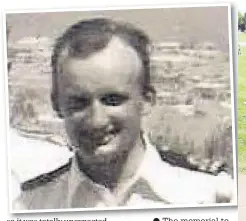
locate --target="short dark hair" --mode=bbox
[51,18,155,115]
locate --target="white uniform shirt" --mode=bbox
[10,130,235,211]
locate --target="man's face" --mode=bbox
[55,37,145,163]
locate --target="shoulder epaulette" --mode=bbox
[21,158,72,191]
[158,149,228,176]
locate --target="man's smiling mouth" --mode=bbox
[93,133,116,146]
[87,128,120,150]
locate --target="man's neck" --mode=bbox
[75,135,146,191]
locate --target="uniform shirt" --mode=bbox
[10,131,235,211]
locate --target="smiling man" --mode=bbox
[12,18,235,210]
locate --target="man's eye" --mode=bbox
[101,94,127,106]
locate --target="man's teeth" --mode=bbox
[103,136,110,144]
[95,134,114,145]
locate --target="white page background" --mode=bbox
[0,0,238,220]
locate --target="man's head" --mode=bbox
[51,18,155,163]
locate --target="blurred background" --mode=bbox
[238,9,246,173]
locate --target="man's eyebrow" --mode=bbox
[62,86,133,97]
[100,90,130,96]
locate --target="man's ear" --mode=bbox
[51,92,64,118]
[141,89,156,116]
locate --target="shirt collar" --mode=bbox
[67,132,163,207]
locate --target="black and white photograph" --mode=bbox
[5,5,237,213]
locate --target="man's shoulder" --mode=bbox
[158,148,228,176]
[142,140,235,204]
[11,160,72,211]
[10,129,73,183]
[9,130,74,210]
[20,158,72,191]
[9,129,74,203]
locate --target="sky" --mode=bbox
[238,1,246,13]
[6,6,229,52]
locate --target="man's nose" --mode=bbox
[89,100,109,130]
